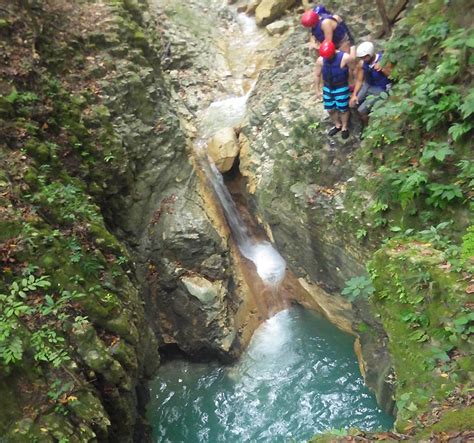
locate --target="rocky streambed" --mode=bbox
[138,0,398,433]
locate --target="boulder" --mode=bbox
[255,0,296,26]
[182,275,224,307]
[266,19,289,35]
[246,0,262,15]
[207,127,240,173]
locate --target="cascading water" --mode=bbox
[190,7,287,291]
[202,158,287,288]
[148,3,395,440]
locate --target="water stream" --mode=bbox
[148,307,394,442]
[148,3,394,440]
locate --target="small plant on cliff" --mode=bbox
[461,225,474,260]
[341,276,375,301]
[0,274,83,368]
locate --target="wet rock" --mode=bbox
[182,275,224,306]
[246,0,262,15]
[67,391,111,439]
[266,20,289,35]
[255,0,296,26]
[353,298,396,416]
[142,175,240,357]
[207,127,240,173]
[72,323,131,389]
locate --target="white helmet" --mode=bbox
[356,41,375,58]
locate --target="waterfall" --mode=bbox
[199,155,287,289]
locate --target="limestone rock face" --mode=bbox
[208,127,240,173]
[142,175,240,358]
[266,20,289,35]
[98,1,248,361]
[255,0,296,26]
[238,21,394,409]
[240,29,366,293]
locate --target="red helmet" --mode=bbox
[301,10,319,27]
[319,40,336,59]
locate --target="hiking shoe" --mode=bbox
[327,126,341,136]
[341,129,350,140]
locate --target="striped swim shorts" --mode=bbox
[322,84,350,112]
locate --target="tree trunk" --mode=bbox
[376,0,391,36]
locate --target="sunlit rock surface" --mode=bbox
[207,127,240,173]
[255,0,296,26]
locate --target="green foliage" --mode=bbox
[397,392,418,415]
[361,10,472,231]
[28,179,101,225]
[442,311,474,345]
[374,167,431,210]
[371,239,472,426]
[459,88,474,119]
[341,276,374,301]
[4,88,39,106]
[0,274,83,367]
[47,379,74,415]
[461,226,474,260]
[426,183,463,209]
[421,142,454,163]
[457,160,474,188]
[391,170,429,209]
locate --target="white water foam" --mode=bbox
[205,162,286,287]
[199,95,248,138]
[240,241,286,288]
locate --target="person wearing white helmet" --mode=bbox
[350,41,393,131]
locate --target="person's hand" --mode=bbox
[315,88,322,101]
[349,95,358,107]
[373,62,383,71]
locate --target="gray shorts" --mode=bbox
[356,82,389,114]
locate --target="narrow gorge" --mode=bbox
[0,0,472,441]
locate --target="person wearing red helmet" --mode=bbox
[314,41,354,139]
[301,6,354,56]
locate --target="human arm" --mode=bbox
[373,61,393,78]
[341,52,355,68]
[314,57,323,100]
[309,34,320,50]
[349,60,364,106]
[321,18,336,43]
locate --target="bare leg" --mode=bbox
[359,112,369,127]
[329,110,342,128]
[340,110,350,131]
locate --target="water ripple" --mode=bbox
[148,307,394,442]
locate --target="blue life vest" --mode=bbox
[311,13,348,45]
[363,53,391,89]
[322,51,348,87]
[313,5,329,15]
